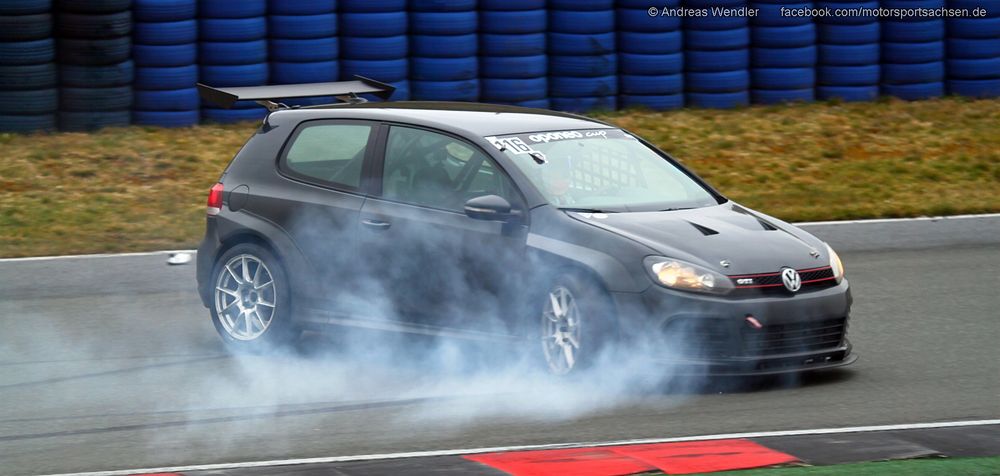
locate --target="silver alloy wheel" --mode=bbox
[541,285,582,375]
[214,254,277,341]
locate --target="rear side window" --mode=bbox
[283,123,373,189]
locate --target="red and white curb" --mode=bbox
[37,419,1000,476]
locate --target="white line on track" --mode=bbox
[795,212,1000,227]
[0,249,196,263]
[38,419,1000,476]
[4,213,1000,264]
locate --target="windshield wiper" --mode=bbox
[560,207,617,214]
[660,207,694,212]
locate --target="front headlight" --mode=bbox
[826,243,845,283]
[644,256,734,295]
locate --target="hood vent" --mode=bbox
[757,218,778,231]
[687,221,719,236]
[733,204,779,231]
[731,204,753,216]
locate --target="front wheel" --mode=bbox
[210,243,299,352]
[540,274,616,375]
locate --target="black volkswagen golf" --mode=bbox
[196,79,855,376]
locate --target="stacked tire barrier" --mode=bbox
[683,0,750,109]
[132,0,198,127]
[198,0,267,123]
[409,0,478,102]
[816,1,880,102]
[268,0,338,106]
[5,1,1000,133]
[750,1,816,104]
[946,0,1000,98]
[881,0,946,100]
[479,0,548,108]
[339,0,409,100]
[0,0,57,132]
[548,0,617,113]
[617,0,684,110]
[56,0,133,131]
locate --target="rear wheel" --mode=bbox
[539,274,616,375]
[210,243,299,352]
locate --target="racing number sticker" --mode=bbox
[488,130,623,153]
[486,136,535,154]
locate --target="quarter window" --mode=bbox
[284,123,373,189]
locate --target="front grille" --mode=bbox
[729,266,837,296]
[800,267,836,283]
[742,317,847,356]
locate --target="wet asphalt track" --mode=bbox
[0,216,998,476]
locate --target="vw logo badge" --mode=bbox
[781,267,802,292]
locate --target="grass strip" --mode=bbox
[2,97,999,257]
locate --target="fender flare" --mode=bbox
[526,233,649,293]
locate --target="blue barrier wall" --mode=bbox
[0,0,998,131]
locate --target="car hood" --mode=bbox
[568,203,830,275]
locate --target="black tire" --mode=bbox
[133,43,197,67]
[56,11,132,38]
[268,13,338,39]
[133,19,197,45]
[538,272,617,375]
[57,110,130,131]
[0,88,57,114]
[134,0,196,22]
[59,60,133,87]
[201,106,266,123]
[0,38,54,65]
[0,113,56,133]
[0,63,56,89]
[132,109,199,127]
[133,87,198,111]
[57,36,131,65]
[198,0,265,18]
[133,64,197,90]
[198,40,266,65]
[56,0,131,13]
[209,243,301,353]
[0,0,50,15]
[0,13,52,40]
[60,86,132,111]
[198,17,266,42]
[267,0,334,15]
[338,0,405,12]
[549,75,618,97]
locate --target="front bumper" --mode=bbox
[612,279,856,376]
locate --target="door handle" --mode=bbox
[362,219,391,230]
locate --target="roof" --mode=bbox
[266,101,615,137]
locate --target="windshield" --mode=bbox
[484,129,721,212]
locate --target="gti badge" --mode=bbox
[781,267,802,292]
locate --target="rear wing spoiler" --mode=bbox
[197,76,396,111]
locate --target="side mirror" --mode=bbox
[464,195,517,221]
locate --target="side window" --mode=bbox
[382,126,515,211]
[283,123,372,189]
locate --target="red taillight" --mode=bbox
[207,183,224,216]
